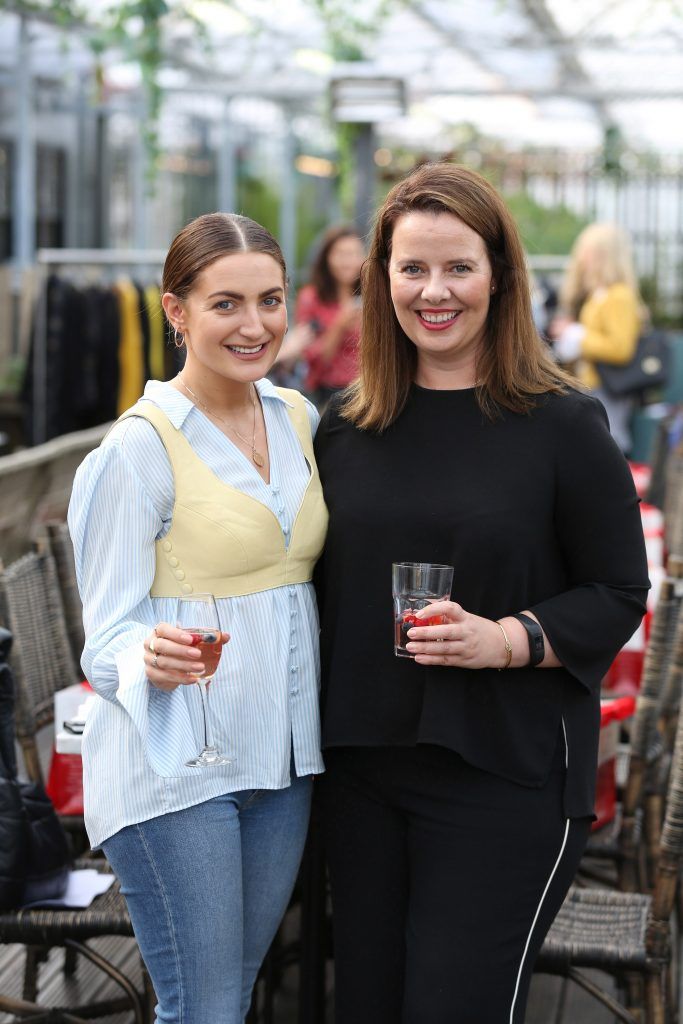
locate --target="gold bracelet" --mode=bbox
[495,620,512,670]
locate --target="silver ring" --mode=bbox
[153,654,159,669]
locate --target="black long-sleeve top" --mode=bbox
[313,384,650,817]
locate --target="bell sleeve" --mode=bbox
[530,394,649,693]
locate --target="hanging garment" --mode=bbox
[145,285,166,382]
[115,278,146,415]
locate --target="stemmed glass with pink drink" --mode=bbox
[176,593,233,767]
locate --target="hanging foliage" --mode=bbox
[305,0,398,60]
[304,0,401,217]
[6,0,235,178]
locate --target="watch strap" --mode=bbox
[512,613,545,667]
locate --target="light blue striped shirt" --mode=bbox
[68,378,325,848]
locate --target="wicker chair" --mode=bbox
[0,626,151,1021]
[0,858,147,1023]
[580,568,683,892]
[536,653,683,1024]
[0,549,85,836]
[39,520,85,670]
[663,441,683,560]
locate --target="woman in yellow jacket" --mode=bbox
[551,222,643,454]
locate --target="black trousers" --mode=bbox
[320,741,590,1024]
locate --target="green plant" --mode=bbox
[8,0,234,180]
[503,192,588,256]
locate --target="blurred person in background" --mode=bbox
[294,225,365,408]
[550,222,644,454]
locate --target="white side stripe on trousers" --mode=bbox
[508,718,570,1023]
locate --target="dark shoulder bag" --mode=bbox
[0,628,71,911]
[595,329,671,398]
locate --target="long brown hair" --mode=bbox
[162,212,286,301]
[343,163,575,432]
[309,225,362,304]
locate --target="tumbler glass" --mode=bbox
[392,562,454,658]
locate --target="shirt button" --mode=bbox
[181,583,193,594]
[291,665,298,674]
[290,643,297,652]
[169,556,179,567]
[174,569,185,581]
[162,541,172,552]
[290,688,299,697]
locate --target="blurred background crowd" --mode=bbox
[0,0,682,464]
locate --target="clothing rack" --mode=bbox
[32,249,167,446]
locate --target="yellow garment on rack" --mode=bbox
[116,278,146,415]
[145,285,166,381]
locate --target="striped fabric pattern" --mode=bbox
[68,378,325,849]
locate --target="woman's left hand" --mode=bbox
[405,601,511,669]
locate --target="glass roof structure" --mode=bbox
[1,0,682,156]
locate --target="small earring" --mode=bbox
[490,285,496,294]
[173,326,185,348]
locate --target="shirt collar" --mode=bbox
[141,376,292,430]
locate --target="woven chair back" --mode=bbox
[658,603,683,752]
[0,550,79,752]
[660,709,683,862]
[630,576,680,763]
[664,445,683,558]
[42,519,85,667]
[651,675,683,931]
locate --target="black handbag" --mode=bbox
[0,628,71,911]
[595,330,671,397]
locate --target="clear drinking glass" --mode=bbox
[392,562,454,658]
[176,593,233,767]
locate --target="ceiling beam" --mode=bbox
[518,0,611,126]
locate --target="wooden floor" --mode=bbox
[0,934,642,1024]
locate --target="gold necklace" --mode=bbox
[179,377,266,468]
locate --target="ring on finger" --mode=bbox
[153,654,159,669]
[149,636,156,654]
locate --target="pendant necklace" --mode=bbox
[179,377,266,467]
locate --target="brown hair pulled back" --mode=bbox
[162,212,287,302]
[342,162,574,432]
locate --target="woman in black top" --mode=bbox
[313,163,649,1023]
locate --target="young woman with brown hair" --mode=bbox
[69,212,328,1023]
[313,163,648,1023]
[294,224,365,407]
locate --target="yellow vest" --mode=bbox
[119,388,328,598]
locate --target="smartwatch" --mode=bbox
[512,613,545,667]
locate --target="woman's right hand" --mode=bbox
[143,623,230,691]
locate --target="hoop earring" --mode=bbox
[173,327,185,348]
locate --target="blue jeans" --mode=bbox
[102,774,312,1023]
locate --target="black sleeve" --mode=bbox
[531,394,649,693]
